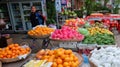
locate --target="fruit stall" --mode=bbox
[0,13,120,67]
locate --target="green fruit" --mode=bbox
[78,28,90,36]
[84,22,91,28]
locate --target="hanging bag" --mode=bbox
[0,19,5,25]
[0,19,6,29]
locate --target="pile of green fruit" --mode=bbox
[60,10,77,17]
[78,28,90,36]
[82,33,115,45]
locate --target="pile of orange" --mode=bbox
[28,26,54,37]
[0,44,30,59]
[36,48,80,67]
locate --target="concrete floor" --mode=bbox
[10,31,120,53]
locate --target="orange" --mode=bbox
[7,55,11,58]
[75,61,80,65]
[64,57,70,62]
[60,54,66,60]
[56,58,62,64]
[48,58,53,62]
[63,62,69,67]
[64,50,72,55]
[52,62,57,67]
[14,44,19,47]
[58,64,63,67]
[74,56,79,61]
[12,53,15,56]
[0,55,3,58]
[7,51,12,55]
[69,56,74,61]
[71,62,77,67]
[56,51,63,56]
[48,50,54,55]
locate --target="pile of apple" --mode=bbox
[51,26,84,41]
[64,18,85,27]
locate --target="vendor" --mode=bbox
[30,6,45,27]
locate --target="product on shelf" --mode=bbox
[87,27,113,35]
[90,47,120,67]
[62,25,79,30]
[81,27,115,45]
[91,22,109,29]
[50,26,84,41]
[28,26,55,38]
[64,18,85,27]
[82,33,115,45]
[70,26,79,30]
[36,48,82,67]
[0,44,30,59]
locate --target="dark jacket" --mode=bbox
[30,12,44,27]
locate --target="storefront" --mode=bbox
[0,0,46,32]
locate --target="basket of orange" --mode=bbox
[28,25,55,38]
[36,48,83,67]
[0,43,31,63]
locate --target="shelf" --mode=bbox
[14,15,21,17]
[12,9,20,11]
[24,15,30,16]
[25,20,30,22]
[23,9,30,11]
[0,12,8,13]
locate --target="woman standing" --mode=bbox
[30,6,44,27]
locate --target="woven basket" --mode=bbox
[0,46,31,63]
[29,35,50,39]
[0,61,2,67]
[73,52,83,67]
[50,38,83,42]
[89,54,97,67]
[89,60,97,67]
